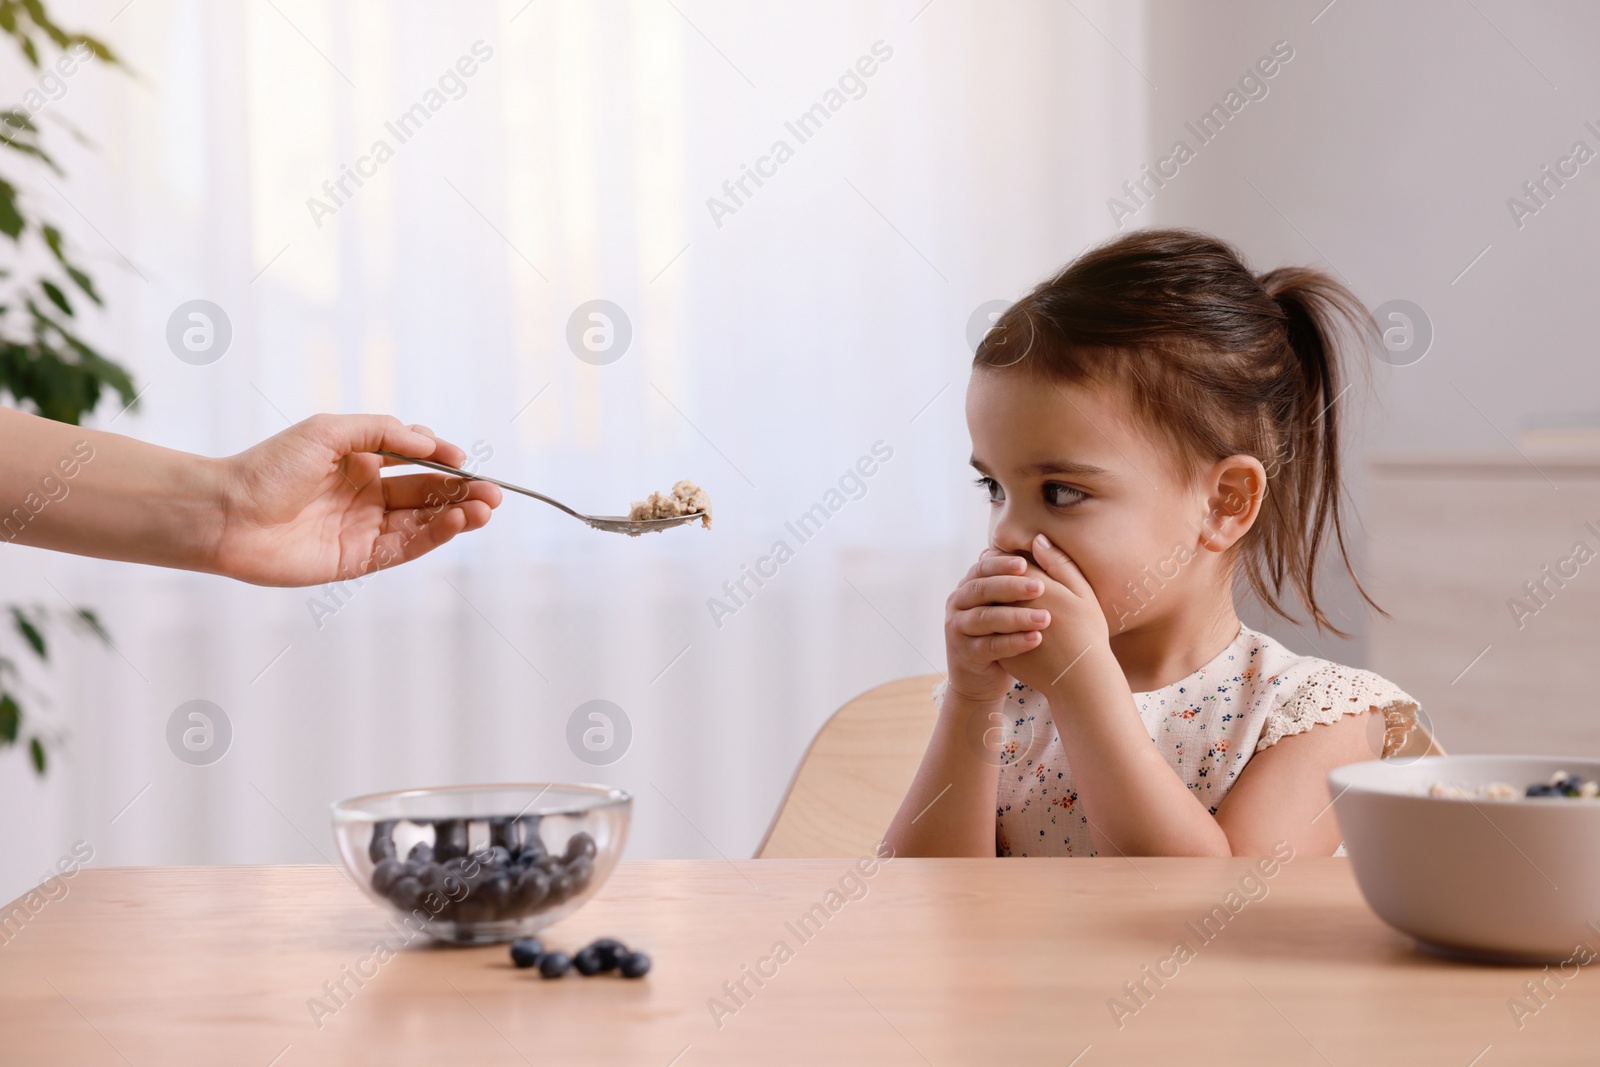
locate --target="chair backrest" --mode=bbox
[756,673,943,858]
[756,673,1445,858]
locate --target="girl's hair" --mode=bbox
[974,228,1378,635]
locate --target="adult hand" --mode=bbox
[211,415,502,587]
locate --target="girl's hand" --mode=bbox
[943,549,1050,703]
[999,534,1112,697]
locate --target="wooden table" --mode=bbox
[2,859,1594,1065]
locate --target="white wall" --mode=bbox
[1144,0,1600,669]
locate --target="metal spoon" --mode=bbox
[375,451,706,536]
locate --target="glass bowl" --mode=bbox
[330,783,631,945]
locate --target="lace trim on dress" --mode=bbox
[1254,663,1420,758]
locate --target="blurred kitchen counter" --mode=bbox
[2,860,1595,1064]
[1368,453,1600,755]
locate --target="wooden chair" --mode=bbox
[756,674,943,859]
[755,673,1443,858]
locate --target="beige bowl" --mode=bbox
[1330,755,1600,963]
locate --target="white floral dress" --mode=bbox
[987,626,1420,857]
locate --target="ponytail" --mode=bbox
[1254,268,1382,634]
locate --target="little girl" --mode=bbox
[886,229,1420,858]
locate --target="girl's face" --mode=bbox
[965,367,1229,633]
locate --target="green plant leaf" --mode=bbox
[0,135,61,172]
[74,607,109,643]
[0,6,16,33]
[0,108,33,136]
[65,265,99,304]
[0,693,18,743]
[75,35,118,64]
[0,179,23,239]
[19,299,135,417]
[76,347,135,406]
[19,33,37,67]
[21,0,68,47]
[40,278,70,317]
[35,225,103,305]
[40,222,64,259]
[29,735,44,773]
[12,607,45,659]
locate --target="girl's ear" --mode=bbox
[1198,455,1267,553]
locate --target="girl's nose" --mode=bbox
[990,507,1036,555]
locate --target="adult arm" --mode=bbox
[0,407,501,586]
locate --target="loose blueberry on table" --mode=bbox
[509,937,650,979]
[589,938,627,972]
[510,938,544,969]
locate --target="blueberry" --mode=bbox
[489,816,514,849]
[480,874,512,918]
[512,867,550,913]
[546,870,576,906]
[444,855,489,891]
[563,832,597,864]
[439,873,469,906]
[388,875,424,911]
[619,951,651,979]
[539,951,572,978]
[481,845,513,870]
[573,947,604,976]
[516,832,548,864]
[368,820,398,863]
[509,938,544,969]
[407,842,434,865]
[418,862,448,894]
[533,854,564,876]
[434,819,469,862]
[371,857,407,895]
[565,856,595,896]
[589,938,627,971]
[454,897,492,925]
[1526,783,1559,797]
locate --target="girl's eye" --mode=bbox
[1044,483,1086,507]
[974,476,1004,503]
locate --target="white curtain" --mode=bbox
[0,0,1146,899]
